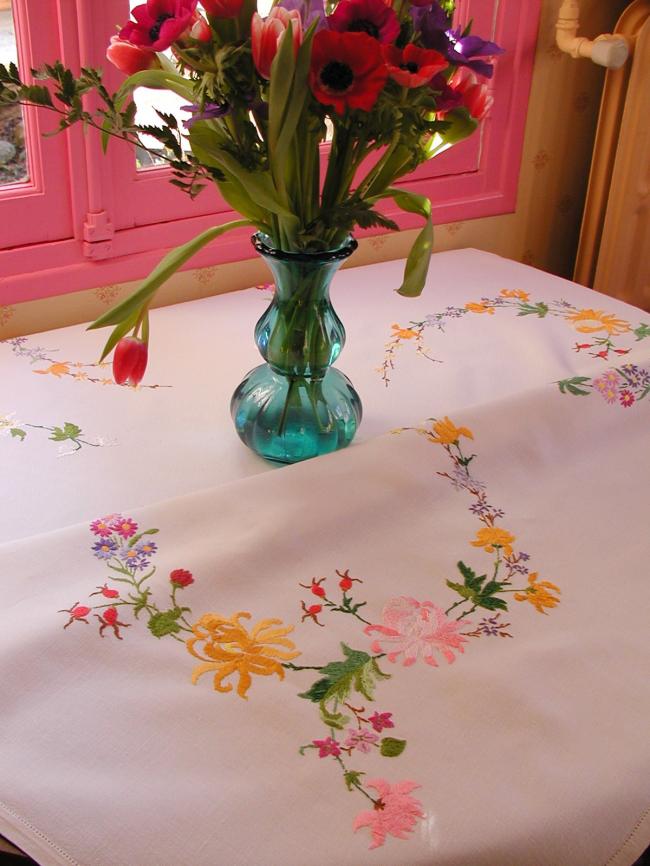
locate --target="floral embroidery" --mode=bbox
[365,597,468,667]
[1,336,169,389]
[564,308,631,336]
[1,413,108,454]
[557,363,650,408]
[353,780,425,850]
[379,292,650,386]
[186,612,300,699]
[514,573,561,614]
[60,422,560,852]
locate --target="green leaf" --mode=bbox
[268,22,297,157]
[298,677,331,703]
[116,69,194,104]
[272,25,316,172]
[457,561,485,591]
[380,737,407,757]
[478,596,508,611]
[633,323,650,341]
[557,376,591,396]
[343,770,365,791]
[517,302,549,318]
[446,579,473,600]
[88,219,253,335]
[318,701,349,731]
[385,188,433,298]
[49,422,82,442]
[9,428,26,440]
[147,608,183,638]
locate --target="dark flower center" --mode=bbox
[149,13,173,41]
[320,61,354,92]
[400,62,419,73]
[348,18,380,38]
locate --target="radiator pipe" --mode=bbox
[556,0,630,69]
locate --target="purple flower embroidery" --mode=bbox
[92,538,118,560]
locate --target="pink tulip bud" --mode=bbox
[202,0,244,17]
[106,36,161,76]
[113,336,148,387]
[450,67,493,120]
[251,8,302,80]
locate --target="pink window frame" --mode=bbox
[0,0,540,306]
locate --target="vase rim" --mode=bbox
[252,233,358,263]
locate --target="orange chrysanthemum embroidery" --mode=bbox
[514,573,561,614]
[187,611,300,699]
[429,417,474,446]
[470,527,515,557]
[565,309,630,336]
[500,289,530,301]
[390,323,419,340]
[465,302,495,315]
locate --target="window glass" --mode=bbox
[0,0,28,187]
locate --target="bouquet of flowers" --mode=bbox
[0,0,501,384]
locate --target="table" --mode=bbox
[1,249,649,866]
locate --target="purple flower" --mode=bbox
[444,29,504,79]
[135,540,158,558]
[92,538,118,560]
[117,545,150,571]
[410,1,450,34]
[181,102,230,130]
[279,0,327,30]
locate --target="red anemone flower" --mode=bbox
[384,43,447,87]
[328,0,399,44]
[309,30,388,115]
[120,0,198,52]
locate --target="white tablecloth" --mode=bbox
[1,249,649,866]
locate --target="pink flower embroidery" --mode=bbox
[368,711,394,732]
[90,518,114,537]
[313,737,341,758]
[111,517,138,538]
[365,596,468,667]
[353,779,424,849]
[343,727,379,753]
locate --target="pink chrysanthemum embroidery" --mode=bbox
[364,596,468,667]
[353,779,424,849]
[619,389,635,407]
[90,518,114,537]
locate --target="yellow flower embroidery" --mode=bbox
[565,309,630,336]
[465,302,495,315]
[514,573,561,614]
[430,416,474,446]
[34,362,71,378]
[500,289,530,301]
[470,527,516,557]
[390,323,418,340]
[187,611,300,699]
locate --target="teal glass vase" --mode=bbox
[230,233,362,464]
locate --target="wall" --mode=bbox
[0,0,630,338]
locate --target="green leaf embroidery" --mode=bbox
[380,737,407,757]
[147,607,183,638]
[9,428,26,440]
[49,422,82,441]
[344,770,365,791]
[633,323,650,341]
[557,376,592,396]
[128,528,160,548]
[298,644,390,730]
[517,302,549,318]
[448,562,509,612]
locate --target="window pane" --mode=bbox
[0,0,28,187]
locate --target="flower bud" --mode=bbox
[189,13,212,40]
[106,36,162,75]
[113,336,148,387]
[450,67,493,120]
[170,569,195,588]
[202,0,245,17]
[251,8,302,79]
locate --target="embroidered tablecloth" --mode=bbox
[1,249,649,866]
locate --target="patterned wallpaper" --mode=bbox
[0,0,631,337]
